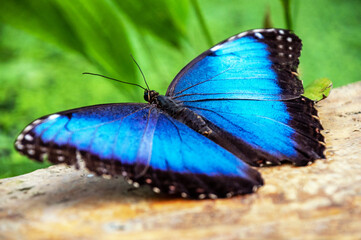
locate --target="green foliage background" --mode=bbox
[0,0,360,178]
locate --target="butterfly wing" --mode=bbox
[143,110,263,199]
[15,104,157,174]
[167,29,303,101]
[15,104,263,199]
[166,29,325,166]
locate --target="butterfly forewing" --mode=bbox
[167,29,303,101]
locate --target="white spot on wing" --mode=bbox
[33,119,42,125]
[209,193,218,199]
[287,37,292,42]
[24,134,33,141]
[181,192,188,198]
[47,114,60,120]
[276,35,282,41]
[25,144,35,149]
[228,36,236,41]
[210,44,222,52]
[279,29,285,35]
[15,142,24,150]
[133,182,140,188]
[237,32,248,38]
[252,29,264,33]
[254,32,263,39]
[152,187,160,193]
[17,134,24,141]
[55,149,63,154]
[24,125,33,132]
[226,192,233,198]
[198,194,206,199]
[27,149,35,155]
[40,147,47,152]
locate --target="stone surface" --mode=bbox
[1,82,361,240]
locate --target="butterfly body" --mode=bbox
[15,29,325,199]
[153,94,212,136]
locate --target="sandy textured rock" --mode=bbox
[1,82,361,240]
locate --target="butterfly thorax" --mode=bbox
[155,94,212,137]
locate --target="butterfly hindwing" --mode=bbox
[186,96,325,166]
[15,104,263,199]
[141,111,263,198]
[166,29,325,166]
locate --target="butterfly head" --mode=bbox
[144,90,159,104]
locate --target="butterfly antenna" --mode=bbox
[130,54,150,91]
[82,72,147,91]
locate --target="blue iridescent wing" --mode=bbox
[145,110,262,199]
[15,104,263,199]
[166,29,325,166]
[15,104,156,173]
[167,29,303,101]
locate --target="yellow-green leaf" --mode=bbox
[303,78,333,102]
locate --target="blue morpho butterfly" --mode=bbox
[15,29,325,199]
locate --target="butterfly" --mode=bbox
[14,29,325,199]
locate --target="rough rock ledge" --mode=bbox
[1,82,360,240]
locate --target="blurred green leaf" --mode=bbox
[53,0,134,78]
[263,6,273,28]
[0,1,84,54]
[280,0,293,30]
[113,0,189,47]
[0,0,133,89]
[303,78,333,101]
[0,0,190,95]
[190,0,213,45]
